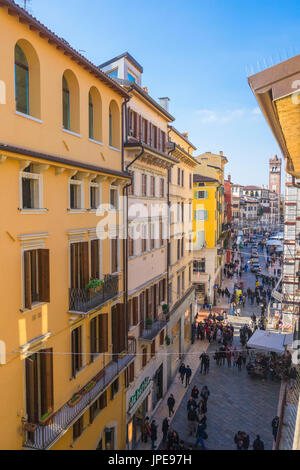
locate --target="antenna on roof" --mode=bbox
[23,0,32,11]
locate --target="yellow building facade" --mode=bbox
[192,152,227,304]
[0,1,134,450]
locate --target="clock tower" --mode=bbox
[269,155,281,195]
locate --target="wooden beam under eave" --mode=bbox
[19,17,29,25]
[29,25,38,31]
[7,9,18,16]
[39,32,47,39]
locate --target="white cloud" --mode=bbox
[195,107,262,124]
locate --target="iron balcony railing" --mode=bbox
[139,313,168,341]
[69,274,119,313]
[23,338,136,450]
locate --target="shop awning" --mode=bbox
[247,330,293,354]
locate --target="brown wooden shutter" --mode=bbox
[78,326,82,369]
[132,297,138,326]
[40,348,54,415]
[142,347,147,367]
[162,278,166,301]
[159,329,165,346]
[151,340,156,357]
[80,242,89,288]
[127,106,131,136]
[145,289,150,318]
[99,313,108,353]
[138,114,142,141]
[91,239,100,279]
[25,357,39,422]
[158,129,161,151]
[71,329,76,377]
[129,361,135,382]
[24,251,32,309]
[153,284,158,320]
[149,123,153,147]
[145,119,148,144]
[90,317,97,361]
[119,303,126,353]
[111,304,119,356]
[134,112,138,138]
[38,249,50,303]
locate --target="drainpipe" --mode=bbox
[123,145,145,350]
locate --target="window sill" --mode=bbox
[20,301,48,315]
[67,208,87,214]
[89,138,104,146]
[62,128,81,138]
[15,111,42,124]
[18,208,48,214]
[109,145,121,152]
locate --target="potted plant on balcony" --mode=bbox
[162,303,169,313]
[23,422,37,433]
[165,335,171,346]
[86,278,104,293]
[39,408,54,426]
[146,318,153,330]
[68,393,82,408]
[83,380,96,394]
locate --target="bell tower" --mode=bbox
[269,155,281,195]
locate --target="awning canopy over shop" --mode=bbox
[266,240,282,246]
[247,330,293,354]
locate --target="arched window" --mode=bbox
[109,100,120,149]
[15,44,29,115]
[14,40,41,118]
[63,75,70,130]
[88,87,102,142]
[89,92,94,139]
[62,70,80,133]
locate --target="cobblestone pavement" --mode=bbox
[169,246,281,450]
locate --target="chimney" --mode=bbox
[158,97,170,112]
[182,132,189,139]
[143,86,148,94]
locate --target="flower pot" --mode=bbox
[23,422,37,433]
[39,409,54,426]
[68,393,82,408]
[83,381,96,394]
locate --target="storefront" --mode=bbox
[184,307,192,349]
[126,375,152,450]
[170,320,181,377]
[152,364,163,410]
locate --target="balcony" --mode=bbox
[23,338,136,450]
[69,274,119,313]
[139,313,168,342]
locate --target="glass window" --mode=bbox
[62,75,70,130]
[89,92,94,139]
[15,44,29,115]
[128,71,136,83]
[108,68,118,78]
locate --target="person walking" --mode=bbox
[150,419,158,450]
[199,353,206,374]
[253,435,265,450]
[185,365,192,387]
[194,422,207,450]
[187,406,198,437]
[141,416,150,443]
[178,363,186,384]
[272,416,280,442]
[167,394,175,417]
[200,386,210,409]
[162,417,169,445]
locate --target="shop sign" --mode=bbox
[128,377,150,411]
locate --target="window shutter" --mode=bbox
[38,249,50,303]
[134,112,138,138]
[145,119,148,144]
[24,251,32,309]
[71,329,76,378]
[139,115,142,141]
[162,278,166,301]
[127,106,131,136]
[151,340,156,357]
[112,304,120,355]
[91,239,100,279]
[159,329,165,346]
[153,284,157,319]
[158,129,161,151]
[129,361,134,382]
[119,303,126,353]
[132,297,138,326]
[145,288,150,319]
[78,326,82,369]
[40,348,54,415]
[99,313,108,353]
[80,242,89,288]
[149,123,153,147]
[90,317,97,361]
[25,357,39,423]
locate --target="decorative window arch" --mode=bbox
[14,40,41,118]
[109,100,120,149]
[89,87,102,142]
[62,70,80,133]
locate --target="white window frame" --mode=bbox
[89,181,102,211]
[110,185,119,211]
[69,177,84,211]
[20,169,43,210]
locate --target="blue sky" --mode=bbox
[17,0,300,186]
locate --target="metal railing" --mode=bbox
[23,338,135,450]
[69,274,119,313]
[139,313,167,341]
